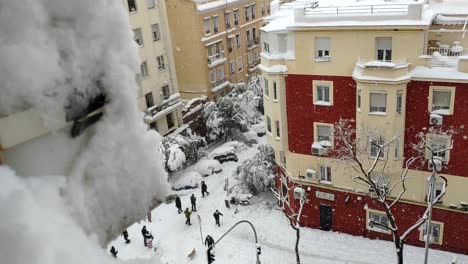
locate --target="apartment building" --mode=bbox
[124,0,183,135]
[261,0,468,254]
[165,0,270,101]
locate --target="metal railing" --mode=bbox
[145,96,180,117]
[305,4,408,16]
[210,77,227,88]
[208,52,225,64]
[356,57,408,67]
[425,47,464,57]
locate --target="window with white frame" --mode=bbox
[425,134,451,162]
[319,165,331,183]
[369,136,385,158]
[396,91,403,114]
[233,9,239,25]
[264,77,269,97]
[376,37,392,61]
[370,172,389,195]
[273,82,278,100]
[140,61,149,78]
[225,12,231,28]
[251,4,256,19]
[420,222,443,245]
[275,120,280,138]
[157,55,165,71]
[133,28,143,46]
[315,124,332,145]
[313,81,333,105]
[217,66,225,81]
[357,89,361,111]
[147,0,155,9]
[212,16,219,33]
[266,116,272,133]
[145,92,154,108]
[236,34,241,49]
[244,6,250,21]
[209,69,216,84]
[204,18,211,34]
[430,86,455,115]
[151,23,161,41]
[128,0,137,12]
[315,37,331,61]
[263,42,270,53]
[227,38,233,52]
[237,56,243,71]
[162,84,170,100]
[369,92,387,113]
[229,60,235,75]
[166,112,175,129]
[367,210,390,233]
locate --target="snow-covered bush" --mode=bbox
[161,129,207,172]
[234,144,276,195]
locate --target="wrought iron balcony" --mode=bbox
[145,95,181,117]
[207,52,225,65]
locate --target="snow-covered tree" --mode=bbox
[333,119,451,264]
[235,144,275,194]
[161,129,206,172]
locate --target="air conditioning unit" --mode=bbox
[428,157,443,171]
[430,114,443,126]
[306,169,316,179]
[311,143,326,156]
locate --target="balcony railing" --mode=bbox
[356,57,408,69]
[208,52,225,65]
[425,46,464,57]
[211,77,227,88]
[248,58,261,68]
[305,4,408,16]
[247,38,259,49]
[145,95,181,117]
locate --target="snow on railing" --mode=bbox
[305,4,409,16]
[207,52,225,65]
[425,47,465,57]
[356,57,408,68]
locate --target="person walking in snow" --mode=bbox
[184,208,192,225]
[213,209,223,227]
[201,181,209,197]
[175,195,182,214]
[110,246,118,258]
[122,229,131,244]
[190,194,197,212]
[141,225,150,247]
[205,235,215,248]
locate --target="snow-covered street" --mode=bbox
[109,136,468,264]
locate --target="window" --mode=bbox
[425,181,444,203]
[316,124,332,142]
[217,66,225,80]
[369,92,387,113]
[264,77,269,97]
[319,165,331,183]
[147,0,155,9]
[204,18,211,34]
[149,121,158,131]
[157,55,165,71]
[244,6,250,21]
[246,30,251,44]
[369,137,385,158]
[313,80,333,106]
[425,134,451,162]
[357,89,361,111]
[162,84,170,100]
[429,86,455,115]
[128,0,137,12]
[235,34,241,49]
[394,138,400,159]
[212,16,219,33]
[263,42,270,53]
[140,61,149,78]
[225,12,231,28]
[251,4,256,19]
[252,28,257,42]
[420,222,443,245]
[367,210,390,233]
[133,28,143,46]
[275,120,280,137]
[151,24,161,41]
[227,38,233,53]
[233,9,239,25]
[266,116,271,133]
[209,69,216,84]
[273,82,277,100]
[315,37,331,61]
[396,91,403,114]
[370,172,389,195]
[261,2,265,15]
[376,37,392,61]
[229,60,235,75]
[237,57,243,72]
[166,112,174,129]
[145,92,154,108]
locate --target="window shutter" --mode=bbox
[316,37,330,50]
[376,37,392,50]
[371,93,386,108]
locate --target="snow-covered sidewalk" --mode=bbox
[109,137,467,264]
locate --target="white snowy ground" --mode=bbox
[109,136,468,264]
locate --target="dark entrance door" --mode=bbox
[319,204,332,231]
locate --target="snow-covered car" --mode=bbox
[172,171,201,191]
[209,141,244,163]
[197,159,222,177]
[251,123,265,137]
[212,153,238,163]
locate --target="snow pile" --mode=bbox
[196,159,222,177]
[0,0,170,259]
[172,171,201,190]
[167,144,187,172]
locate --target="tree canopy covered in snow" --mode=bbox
[161,129,206,172]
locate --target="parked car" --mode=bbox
[197,159,223,177]
[172,172,201,191]
[212,152,238,163]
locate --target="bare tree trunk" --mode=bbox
[294,227,301,264]
[397,243,404,264]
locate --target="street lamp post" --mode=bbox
[210,220,261,264]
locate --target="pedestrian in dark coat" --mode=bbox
[190,194,197,211]
[110,246,118,258]
[175,195,182,214]
[122,230,131,244]
[205,235,215,248]
[141,225,150,246]
[201,181,209,197]
[213,210,223,227]
[184,208,192,225]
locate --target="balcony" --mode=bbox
[247,38,259,50]
[422,40,467,68]
[207,52,226,67]
[248,59,261,72]
[211,76,227,89]
[353,57,411,83]
[144,94,181,122]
